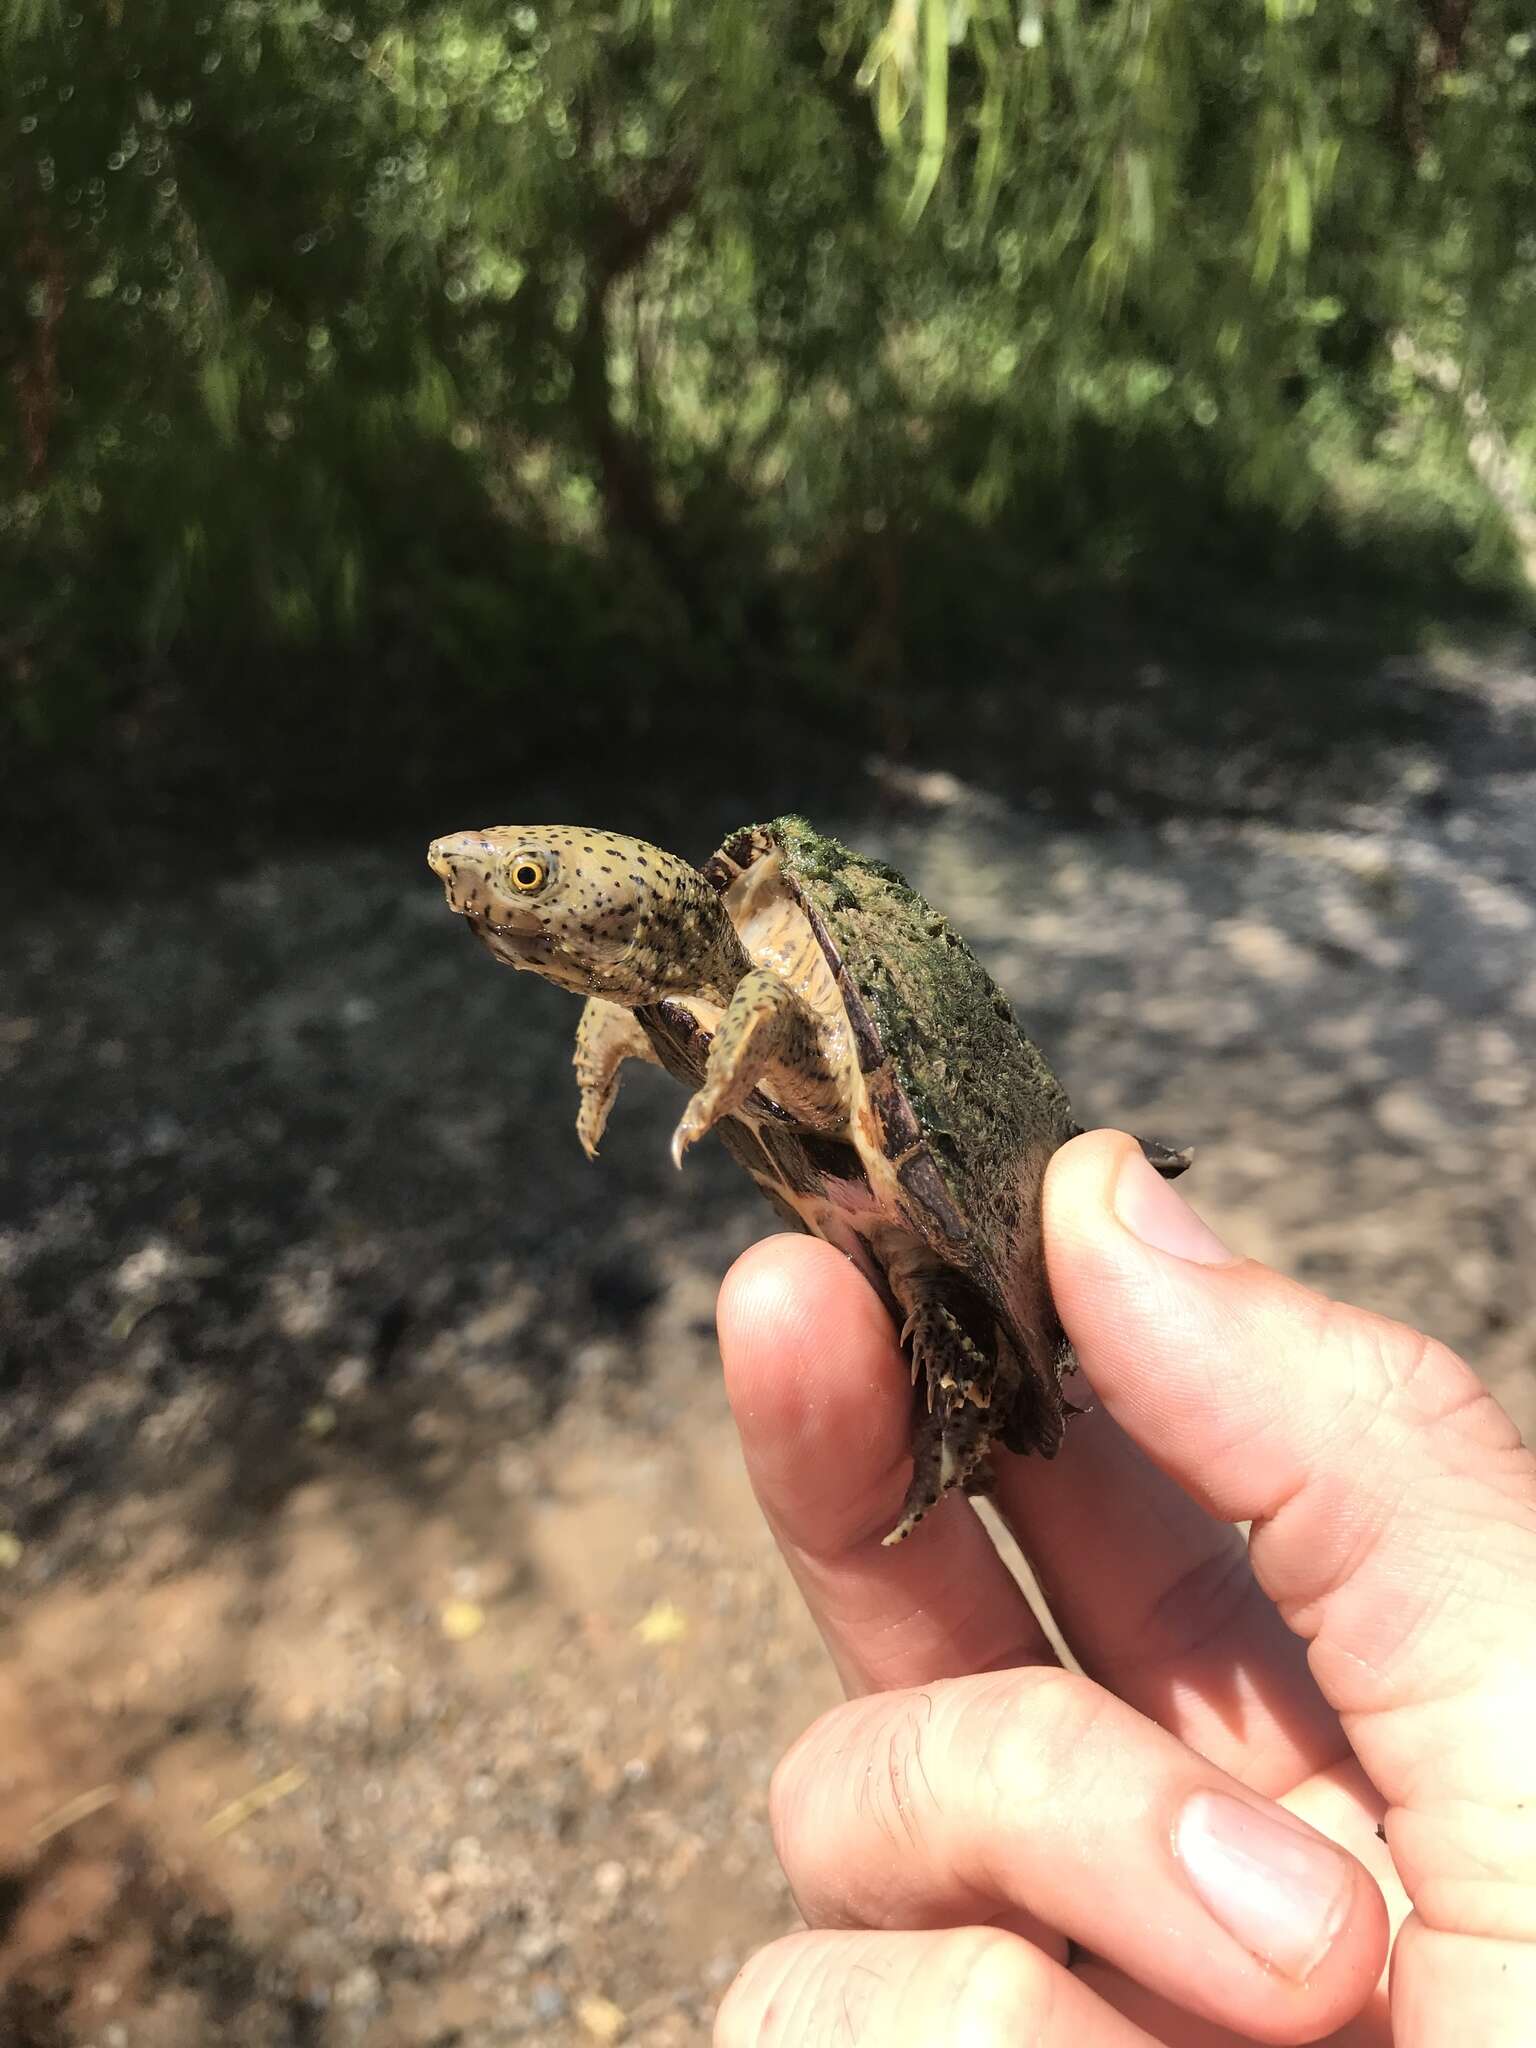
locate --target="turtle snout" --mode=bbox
[428,831,505,916]
[428,830,498,878]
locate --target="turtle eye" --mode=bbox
[509,853,549,894]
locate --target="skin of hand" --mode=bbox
[712,1130,1536,2048]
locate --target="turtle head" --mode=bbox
[427,825,745,1003]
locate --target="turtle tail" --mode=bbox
[1066,1125,1194,1180]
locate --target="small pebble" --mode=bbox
[634,1601,687,1646]
[326,1356,370,1400]
[577,1992,627,2041]
[333,1965,382,2012]
[440,1599,485,1641]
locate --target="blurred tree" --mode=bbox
[2,0,1534,769]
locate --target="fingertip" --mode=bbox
[1042,1126,1144,1264]
[1043,1126,1241,1365]
[717,1230,859,1347]
[1043,1129,1159,1355]
[717,1235,911,1527]
[717,1233,890,1406]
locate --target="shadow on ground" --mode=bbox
[0,618,1533,2045]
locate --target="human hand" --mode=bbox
[712,1129,1536,2046]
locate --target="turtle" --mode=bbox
[426,815,1190,1544]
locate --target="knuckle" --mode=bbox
[966,1665,1113,1809]
[932,1926,1059,2048]
[768,1699,850,1855]
[773,1691,946,1884]
[868,1689,941,1855]
[772,1672,1124,1927]
[714,1933,890,2048]
[1370,1317,1506,1447]
[716,1928,1055,2048]
[713,1938,805,2048]
[712,1963,756,2048]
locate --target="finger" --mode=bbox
[717,1234,1056,1695]
[773,1669,1388,2043]
[715,1925,1159,2048]
[993,1394,1344,1792]
[1046,1129,1536,2043]
[1072,1952,1393,2048]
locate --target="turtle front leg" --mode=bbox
[573,999,660,1160]
[670,968,842,1167]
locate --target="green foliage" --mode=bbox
[3,0,1535,779]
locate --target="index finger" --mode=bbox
[717,1234,1056,1695]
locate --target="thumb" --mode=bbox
[1043,1130,1536,2047]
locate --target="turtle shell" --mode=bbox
[639,815,1081,1457]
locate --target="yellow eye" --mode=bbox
[509,854,547,893]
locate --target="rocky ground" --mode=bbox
[0,626,1533,2047]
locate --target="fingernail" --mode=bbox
[1114,1149,1234,1266]
[1176,1790,1354,1982]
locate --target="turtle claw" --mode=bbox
[576,1092,607,1162]
[899,1306,924,1389]
[884,1296,999,1541]
[670,1094,714,1169]
[901,1299,990,1418]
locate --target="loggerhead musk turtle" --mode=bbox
[427,816,1189,1543]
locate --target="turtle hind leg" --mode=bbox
[573,999,659,1160]
[879,1242,997,1411]
[882,1393,993,1546]
[877,1248,1001,1544]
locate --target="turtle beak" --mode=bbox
[428,831,494,913]
[428,830,500,882]
[427,831,539,931]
